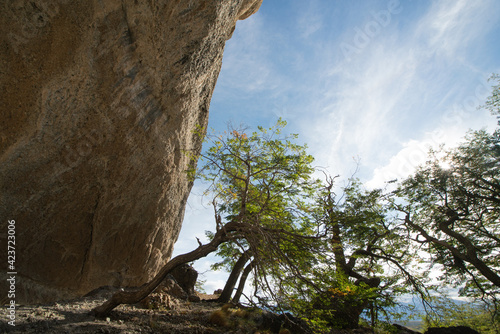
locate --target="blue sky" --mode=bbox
[173,0,500,294]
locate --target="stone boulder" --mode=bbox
[0,0,262,303]
[392,324,421,334]
[425,326,480,334]
[157,275,188,300]
[171,263,198,296]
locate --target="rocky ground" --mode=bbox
[0,291,250,334]
[0,289,418,334]
[0,289,326,334]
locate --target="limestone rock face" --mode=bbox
[0,0,262,303]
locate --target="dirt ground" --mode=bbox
[0,291,411,333]
[0,291,248,334]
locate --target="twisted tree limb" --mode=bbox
[404,213,500,287]
[91,221,243,317]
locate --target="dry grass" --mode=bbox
[208,309,229,327]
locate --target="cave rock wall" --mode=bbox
[0,0,262,303]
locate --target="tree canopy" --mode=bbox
[196,122,428,330]
[395,130,500,300]
[198,119,320,307]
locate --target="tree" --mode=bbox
[198,119,433,329]
[392,76,500,315]
[394,129,500,307]
[198,119,320,305]
[92,119,320,322]
[483,74,500,128]
[278,177,427,330]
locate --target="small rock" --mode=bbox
[188,294,201,302]
[159,276,188,300]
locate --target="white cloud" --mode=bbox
[366,108,497,189]
[366,137,439,190]
[296,1,323,39]
[415,0,494,58]
[299,40,420,180]
[295,0,498,183]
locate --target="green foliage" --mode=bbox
[191,76,500,330]
[283,269,380,330]
[276,179,425,330]
[395,128,500,302]
[483,73,500,127]
[197,119,428,329]
[423,297,500,334]
[391,77,500,324]
[197,119,320,299]
[199,119,317,226]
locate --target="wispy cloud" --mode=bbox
[292,0,498,183]
[296,0,323,39]
[298,36,420,178]
[415,0,495,58]
[216,15,284,96]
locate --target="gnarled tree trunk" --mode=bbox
[217,250,252,303]
[232,260,256,304]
